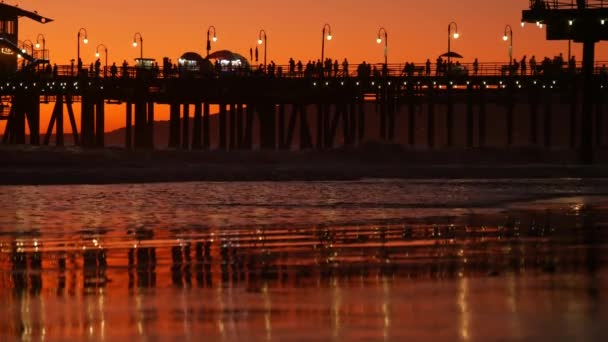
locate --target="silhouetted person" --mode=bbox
[333,60,339,77]
[342,58,349,77]
[577,0,586,10]
[110,62,117,78]
[512,58,519,75]
[520,55,527,75]
[530,55,537,75]
[473,58,479,75]
[94,58,101,77]
[569,55,576,73]
[122,59,129,78]
[53,63,58,77]
[289,58,295,75]
[436,57,442,76]
[425,59,431,76]
[297,60,303,76]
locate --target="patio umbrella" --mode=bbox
[439,51,463,58]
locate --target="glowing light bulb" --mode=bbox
[327,34,332,41]
[83,38,88,44]
[132,41,137,47]
[212,36,217,42]
[376,37,382,44]
[258,39,263,45]
[453,32,459,39]
[503,35,508,41]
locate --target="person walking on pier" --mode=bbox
[530,55,537,75]
[425,59,431,76]
[289,58,295,76]
[122,60,129,78]
[520,55,527,75]
[297,60,303,76]
[333,59,339,77]
[94,58,101,77]
[436,57,442,76]
[110,62,117,78]
[342,58,349,77]
[568,56,576,73]
[473,58,479,75]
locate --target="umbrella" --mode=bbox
[439,51,463,58]
[208,50,248,63]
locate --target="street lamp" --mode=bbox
[376,27,388,66]
[447,21,459,67]
[77,27,88,67]
[96,44,108,77]
[35,33,45,60]
[321,23,332,63]
[257,29,268,67]
[20,39,34,56]
[206,25,217,57]
[503,25,513,66]
[132,32,143,59]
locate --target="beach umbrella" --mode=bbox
[439,51,463,59]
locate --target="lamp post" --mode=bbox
[20,39,34,56]
[503,24,513,66]
[96,44,108,77]
[257,29,268,68]
[447,21,459,68]
[77,27,88,67]
[376,27,388,66]
[133,32,143,59]
[321,23,332,63]
[206,25,217,57]
[35,33,45,60]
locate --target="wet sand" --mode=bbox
[1,145,608,185]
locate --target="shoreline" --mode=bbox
[1,145,608,185]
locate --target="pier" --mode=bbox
[1,1,607,163]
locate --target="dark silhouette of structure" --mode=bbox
[522,0,608,163]
[0,3,52,75]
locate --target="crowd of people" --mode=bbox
[18,54,608,80]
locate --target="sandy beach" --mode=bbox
[1,144,607,185]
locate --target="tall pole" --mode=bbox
[77,27,88,68]
[321,23,332,63]
[447,21,459,68]
[96,44,108,77]
[377,27,388,66]
[503,25,513,66]
[133,32,143,59]
[35,33,45,60]
[206,25,217,58]
[258,29,267,68]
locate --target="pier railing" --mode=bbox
[17,60,608,80]
[530,0,608,9]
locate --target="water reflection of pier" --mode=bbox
[1,206,607,340]
[2,206,606,295]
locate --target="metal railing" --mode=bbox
[530,0,608,9]
[14,60,608,80]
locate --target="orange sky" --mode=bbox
[18,0,608,66]
[8,0,608,134]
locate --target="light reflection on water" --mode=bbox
[0,179,608,341]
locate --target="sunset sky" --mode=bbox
[8,0,608,133]
[18,0,608,66]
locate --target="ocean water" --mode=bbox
[0,179,607,341]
